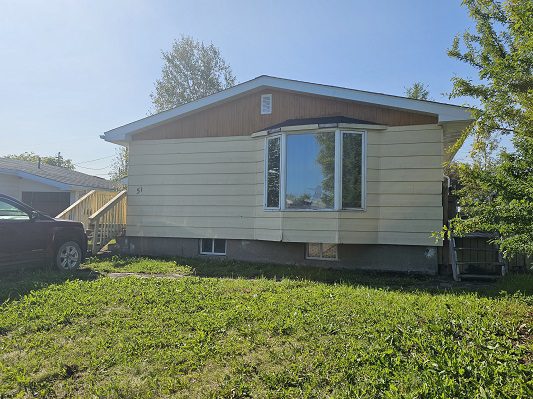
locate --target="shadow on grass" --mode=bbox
[89,255,533,298]
[0,265,99,303]
[7,256,528,302]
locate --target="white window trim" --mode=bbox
[199,238,227,255]
[264,129,367,212]
[305,243,339,261]
[340,130,367,211]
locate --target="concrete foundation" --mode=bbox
[118,236,439,275]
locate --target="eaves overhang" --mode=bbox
[102,75,473,144]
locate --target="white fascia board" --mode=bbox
[103,77,269,143]
[102,76,473,143]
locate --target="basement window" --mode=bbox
[306,243,338,260]
[200,239,226,255]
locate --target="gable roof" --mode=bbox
[103,75,473,144]
[0,158,116,191]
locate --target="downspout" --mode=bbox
[443,174,450,192]
[443,174,451,224]
[443,174,452,272]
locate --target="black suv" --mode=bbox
[0,194,87,271]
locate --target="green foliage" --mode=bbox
[150,35,236,113]
[5,151,75,170]
[314,132,363,209]
[108,146,128,182]
[315,133,335,207]
[266,137,281,208]
[0,258,531,398]
[341,133,363,208]
[84,256,190,274]
[446,0,533,256]
[448,144,533,257]
[404,82,431,100]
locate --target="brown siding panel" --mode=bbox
[134,89,438,140]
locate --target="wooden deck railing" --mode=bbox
[56,190,117,229]
[88,190,127,254]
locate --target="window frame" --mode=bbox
[199,238,227,255]
[264,135,282,210]
[340,130,367,211]
[305,243,339,261]
[0,198,31,221]
[264,129,366,212]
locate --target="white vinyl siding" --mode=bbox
[126,124,444,246]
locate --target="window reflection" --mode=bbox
[342,133,363,208]
[266,137,280,208]
[286,133,335,209]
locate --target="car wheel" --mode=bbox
[55,241,82,271]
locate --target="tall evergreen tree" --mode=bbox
[405,82,431,100]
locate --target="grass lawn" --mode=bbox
[0,257,531,398]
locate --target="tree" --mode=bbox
[109,147,128,182]
[5,152,75,170]
[405,82,430,100]
[443,0,533,257]
[108,36,238,182]
[316,133,335,208]
[150,36,237,113]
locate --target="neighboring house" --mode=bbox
[0,158,116,216]
[102,76,472,274]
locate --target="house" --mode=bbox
[102,76,472,274]
[0,157,117,216]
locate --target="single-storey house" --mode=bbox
[103,76,472,274]
[0,157,116,216]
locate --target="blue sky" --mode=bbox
[0,0,480,177]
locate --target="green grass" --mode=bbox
[84,256,190,275]
[0,258,531,398]
[84,255,533,297]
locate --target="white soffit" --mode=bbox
[102,75,473,143]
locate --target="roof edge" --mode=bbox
[0,168,72,191]
[103,75,473,143]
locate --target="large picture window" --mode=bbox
[286,133,335,209]
[265,130,365,211]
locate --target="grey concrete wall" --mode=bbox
[118,236,439,275]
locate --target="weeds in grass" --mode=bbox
[0,258,531,397]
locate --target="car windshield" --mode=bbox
[0,199,29,220]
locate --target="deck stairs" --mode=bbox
[56,189,127,254]
[449,233,508,282]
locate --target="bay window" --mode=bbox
[264,130,365,211]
